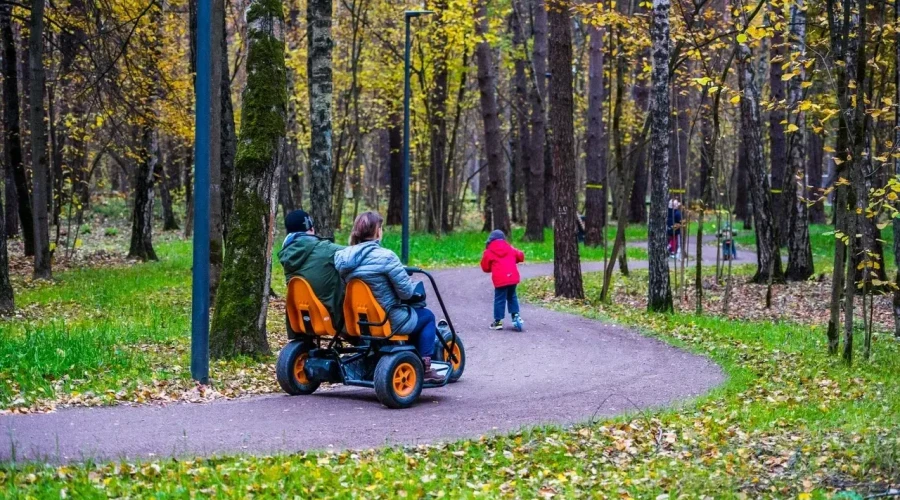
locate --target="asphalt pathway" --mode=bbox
[1,250,729,464]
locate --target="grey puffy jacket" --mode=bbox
[333,240,418,334]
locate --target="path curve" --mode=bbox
[0,257,726,464]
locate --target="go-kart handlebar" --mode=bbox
[403,266,460,366]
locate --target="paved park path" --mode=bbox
[0,245,735,464]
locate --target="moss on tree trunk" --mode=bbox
[210,0,287,359]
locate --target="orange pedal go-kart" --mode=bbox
[275,267,465,409]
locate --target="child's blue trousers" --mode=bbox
[493,285,520,321]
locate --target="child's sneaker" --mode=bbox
[489,320,503,330]
[511,314,524,332]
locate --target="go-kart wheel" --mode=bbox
[435,326,465,382]
[276,340,321,395]
[374,351,423,409]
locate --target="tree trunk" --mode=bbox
[307,0,335,239]
[0,5,30,247]
[737,42,783,284]
[220,9,237,243]
[807,128,826,224]
[129,128,158,261]
[208,0,226,295]
[669,82,689,193]
[157,152,179,231]
[0,193,12,314]
[895,0,900,338]
[768,1,789,246]
[785,0,813,281]
[428,0,450,234]
[584,23,606,246]
[647,0,673,312]
[523,0,548,241]
[475,0,510,236]
[734,138,751,228]
[4,162,17,238]
[29,0,51,279]
[511,4,530,227]
[629,55,650,224]
[210,0,287,358]
[387,114,403,225]
[184,147,194,238]
[547,0,583,299]
[543,132,556,228]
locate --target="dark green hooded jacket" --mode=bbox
[278,233,345,333]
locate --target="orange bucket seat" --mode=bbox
[343,279,407,341]
[286,277,337,336]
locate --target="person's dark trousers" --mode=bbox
[493,285,520,321]
[410,307,437,356]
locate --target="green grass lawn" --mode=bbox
[733,223,897,271]
[4,270,898,498]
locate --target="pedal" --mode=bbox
[431,361,451,375]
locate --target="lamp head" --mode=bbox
[405,10,435,17]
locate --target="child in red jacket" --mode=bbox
[480,230,525,331]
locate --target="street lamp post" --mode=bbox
[190,0,212,384]
[401,10,433,264]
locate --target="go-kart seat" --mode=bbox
[286,277,337,336]
[343,279,408,341]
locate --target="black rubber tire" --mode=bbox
[435,327,466,382]
[276,340,321,395]
[373,351,423,409]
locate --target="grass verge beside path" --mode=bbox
[732,223,896,271]
[3,272,898,498]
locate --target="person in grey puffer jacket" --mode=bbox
[334,211,445,384]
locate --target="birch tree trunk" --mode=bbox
[584,22,607,246]
[524,0,548,241]
[547,0,583,299]
[785,0,814,281]
[308,0,334,239]
[0,4,32,252]
[475,0,511,236]
[737,42,783,284]
[29,0,51,279]
[647,0,673,312]
[210,0,287,358]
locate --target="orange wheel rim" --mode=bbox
[445,344,462,371]
[293,353,310,385]
[392,363,417,397]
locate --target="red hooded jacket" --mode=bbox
[480,239,525,288]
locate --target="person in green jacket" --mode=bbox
[278,209,345,334]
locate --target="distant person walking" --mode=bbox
[720,224,738,260]
[666,199,682,258]
[480,230,525,331]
